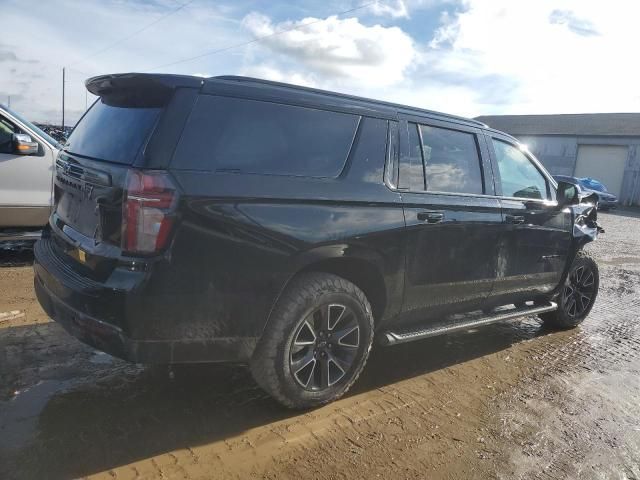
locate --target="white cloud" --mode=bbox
[237,1,640,118]
[368,0,409,19]
[0,0,243,124]
[367,0,446,18]
[427,0,640,114]
[239,64,316,87]
[241,12,416,87]
[4,0,640,124]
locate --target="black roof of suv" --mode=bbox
[87,73,488,127]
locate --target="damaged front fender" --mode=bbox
[572,192,604,248]
[550,193,604,299]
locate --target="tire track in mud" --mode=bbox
[3,212,640,480]
[49,336,526,480]
[248,213,640,479]
[492,214,640,480]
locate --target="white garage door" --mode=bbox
[574,145,628,197]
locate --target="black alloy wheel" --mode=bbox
[540,250,599,329]
[562,262,596,318]
[289,303,360,390]
[250,272,374,409]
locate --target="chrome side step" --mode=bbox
[381,302,557,346]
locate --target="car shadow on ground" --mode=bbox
[0,249,34,267]
[1,317,548,479]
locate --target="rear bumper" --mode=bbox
[33,238,257,364]
[35,275,132,359]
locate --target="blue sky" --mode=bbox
[1,0,637,124]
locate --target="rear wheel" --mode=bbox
[251,272,374,409]
[541,250,599,329]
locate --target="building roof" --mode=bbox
[474,113,640,137]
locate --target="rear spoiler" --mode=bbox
[86,73,204,107]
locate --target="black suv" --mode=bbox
[34,73,602,408]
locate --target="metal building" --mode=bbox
[475,113,640,206]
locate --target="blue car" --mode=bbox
[553,175,618,210]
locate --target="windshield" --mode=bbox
[2,105,62,149]
[579,177,607,192]
[64,99,161,164]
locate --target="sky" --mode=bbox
[0,0,638,125]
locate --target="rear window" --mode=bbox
[172,95,359,177]
[65,99,161,164]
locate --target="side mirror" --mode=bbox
[556,181,579,207]
[13,133,39,155]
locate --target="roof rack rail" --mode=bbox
[212,75,486,128]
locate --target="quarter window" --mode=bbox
[173,96,360,177]
[492,139,548,200]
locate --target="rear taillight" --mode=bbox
[122,170,178,255]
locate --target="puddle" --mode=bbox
[0,380,72,452]
[1,210,640,479]
[89,351,116,365]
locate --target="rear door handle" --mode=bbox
[505,214,525,224]
[417,211,444,223]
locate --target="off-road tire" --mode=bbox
[250,272,374,409]
[540,250,599,329]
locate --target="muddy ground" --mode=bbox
[1,211,639,480]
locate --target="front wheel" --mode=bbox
[540,250,599,329]
[251,272,374,409]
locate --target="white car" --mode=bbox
[0,104,61,243]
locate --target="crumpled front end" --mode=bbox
[572,192,605,246]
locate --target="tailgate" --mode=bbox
[54,154,124,240]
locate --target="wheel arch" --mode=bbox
[259,245,390,338]
[298,257,387,324]
[549,202,602,299]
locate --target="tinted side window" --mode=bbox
[492,139,548,200]
[398,123,425,190]
[173,95,360,177]
[347,117,388,184]
[0,115,18,154]
[419,124,483,195]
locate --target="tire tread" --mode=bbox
[251,272,374,409]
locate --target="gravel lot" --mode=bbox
[1,211,639,479]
